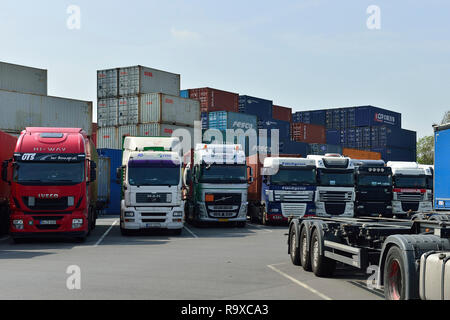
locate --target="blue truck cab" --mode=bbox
[434,123,450,210]
[260,157,316,224]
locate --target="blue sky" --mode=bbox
[0,0,449,138]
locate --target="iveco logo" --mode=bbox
[38,194,59,199]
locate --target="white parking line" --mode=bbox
[268,264,332,300]
[94,220,118,247]
[247,223,273,233]
[183,225,198,238]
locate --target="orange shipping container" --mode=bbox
[342,148,381,160]
[291,123,326,144]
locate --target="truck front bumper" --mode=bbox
[121,205,184,230]
[315,201,355,217]
[392,201,433,214]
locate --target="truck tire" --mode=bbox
[289,226,301,266]
[262,208,270,226]
[300,227,311,271]
[310,229,336,277]
[384,246,407,300]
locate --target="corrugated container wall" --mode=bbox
[0,90,93,135]
[371,147,416,162]
[239,95,273,120]
[97,149,123,215]
[258,119,290,139]
[272,105,292,122]
[96,156,111,206]
[140,93,200,126]
[188,88,239,113]
[355,106,401,128]
[97,98,118,127]
[0,62,47,95]
[291,123,326,144]
[97,127,119,149]
[293,110,326,126]
[342,148,381,160]
[119,66,180,97]
[0,130,18,202]
[139,123,197,150]
[118,96,139,125]
[97,68,118,99]
[208,111,258,131]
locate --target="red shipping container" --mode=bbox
[188,87,239,113]
[0,130,18,204]
[273,105,292,122]
[291,123,326,144]
[91,123,98,148]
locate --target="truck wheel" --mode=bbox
[384,246,406,300]
[289,226,301,266]
[300,227,311,271]
[262,209,270,226]
[310,229,336,277]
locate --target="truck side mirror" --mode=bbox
[2,160,10,184]
[247,166,254,184]
[116,167,122,184]
[263,176,268,185]
[90,161,97,182]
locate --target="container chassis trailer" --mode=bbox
[287,213,450,300]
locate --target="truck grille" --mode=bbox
[142,219,166,223]
[208,193,242,205]
[281,203,307,218]
[319,191,352,202]
[324,202,346,215]
[141,213,167,217]
[136,193,169,203]
[401,202,420,212]
[36,225,61,230]
[275,191,313,202]
[397,193,424,202]
[23,197,69,211]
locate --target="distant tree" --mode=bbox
[442,111,450,125]
[417,136,434,165]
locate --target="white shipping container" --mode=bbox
[0,90,92,135]
[97,127,119,149]
[119,65,180,97]
[140,93,200,127]
[97,68,118,99]
[118,96,139,126]
[0,61,47,95]
[139,123,198,150]
[98,98,118,127]
[118,125,139,148]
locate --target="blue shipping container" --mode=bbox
[355,106,402,128]
[282,140,309,156]
[434,124,450,210]
[239,95,273,120]
[97,149,123,215]
[208,111,258,131]
[258,118,290,139]
[378,127,416,149]
[371,147,416,162]
[326,130,340,145]
[308,144,343,156]
[293,110,326,126]
[201,112,209,129]
[180,89,189,98]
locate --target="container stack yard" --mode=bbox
[96,65,201,214]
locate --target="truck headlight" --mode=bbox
[268,191,274,202]
[72,219,83,229]
[173,211,183,217]
[68,196,75,207]
[166,194,172,202]
[124,212,134,217]
[13,219,24,229]
[28,197,35,207]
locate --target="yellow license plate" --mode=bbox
[218,219,229,222]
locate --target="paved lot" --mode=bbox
[0,217,383,300]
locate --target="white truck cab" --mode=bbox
[183,144,251,226]
[307,154,355,217]
[387,161,433,215]
[118,137,184,235]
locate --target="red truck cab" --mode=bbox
[1,127,97,242]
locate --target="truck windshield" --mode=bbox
[357,175,392,187]
[14,162,85,185]
[318,169,354,187]
[394,175,427,188]
[128,167,180,186]
[270,168,316,186]
[200,164,247,183]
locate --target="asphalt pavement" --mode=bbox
[0,217,383,300]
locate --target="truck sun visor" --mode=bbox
[128,159,180,168]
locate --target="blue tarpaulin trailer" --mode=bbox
[434,123,450,210]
